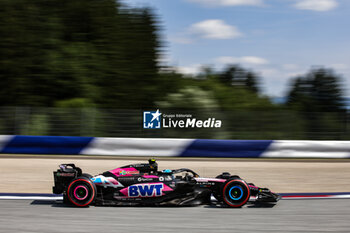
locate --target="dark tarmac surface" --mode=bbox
[0,199,349,233]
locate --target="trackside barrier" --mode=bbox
[0,135,349,158]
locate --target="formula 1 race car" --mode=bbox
[53,159,280,207]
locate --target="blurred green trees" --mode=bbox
[287,68,346,139]
[0,0,161,108]
[287,68,345,112]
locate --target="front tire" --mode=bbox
[67,177,96,207]
[222,179,250,208]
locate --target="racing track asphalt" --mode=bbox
[0,199,349,233]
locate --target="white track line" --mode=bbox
[282,194,350,200]
[0,196,62,200]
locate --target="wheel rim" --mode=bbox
[74,185,88,200]
[229,186,243,201]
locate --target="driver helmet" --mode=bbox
[148,158,158,172]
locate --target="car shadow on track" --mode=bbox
[30,200,83,208]
[245,203,277,208]
[205,202,277,209]
[31,200,277,209]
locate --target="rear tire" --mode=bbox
[67,177,96,207]
[222,179,250,208]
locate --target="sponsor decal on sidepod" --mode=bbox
[118,183,173,198]
[128,183,163,197]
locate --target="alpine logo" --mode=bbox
[128,183,163,197]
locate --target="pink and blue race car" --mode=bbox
[53,159,280,207]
